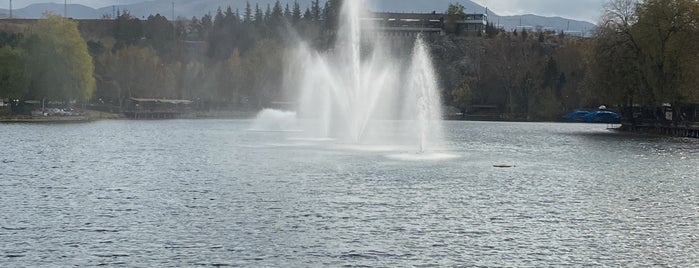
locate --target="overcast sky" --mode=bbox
[5,0,145,9]
[5,0,607,22]
[471,0,607,22]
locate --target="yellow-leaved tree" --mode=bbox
[26,14,95,102]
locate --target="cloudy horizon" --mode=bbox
[471,0,606,23]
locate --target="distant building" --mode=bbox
[182,40,206,62]
[362,12,488,37]
[563,30,584,37]
[124,98,193,119]
[514,25,535,32]
[462,14,488,32]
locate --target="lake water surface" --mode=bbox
[1,120,697,266]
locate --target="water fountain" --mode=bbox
[254,0,446,155]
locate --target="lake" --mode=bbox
[1,120,697,266]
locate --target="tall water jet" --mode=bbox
[409,37,444,152]
[291,0,446,153]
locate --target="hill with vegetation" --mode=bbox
[2,0,595,33]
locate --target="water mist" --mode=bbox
[254,0,447,155]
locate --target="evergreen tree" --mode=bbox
[303,8,312,21]
[225,6,234,20]
[201,13,213,38]
[254,4,263,25]
[271,1,282,22]
[264,4,272,24]
[0,46,28,100]
[292,1,302,23]
[311,0,321,21]
[214,7,224,28]
[244,1,253,23]
[188,16,202,40]
[113,11,143,50]
[144,14,176,58]
[284,3,292,20]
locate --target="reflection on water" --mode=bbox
[1,120,697,266]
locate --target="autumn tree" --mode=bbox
[478,36,544,116]
[0,46,28,100]
[217,50,244,104]
[591,0,699,106]
[553,40,589,110]
[451,80,473,116]
[633,0,699,104]
[96,46,174,108]
[242,39,284,108]
[445,3,466,34]
[25,14,95,102]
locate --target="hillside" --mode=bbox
[2,3,103,19]
[2,0,596,34]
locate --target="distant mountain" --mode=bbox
[96,0,317,19]
[370,0,595,35]
[1,3,103,19]
[371,0,488,14]
[497,14,594,35]
[3,0,596,34]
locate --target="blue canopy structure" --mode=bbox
[583,110,622,123]
[563,110,591,122]
[564,109,621,124]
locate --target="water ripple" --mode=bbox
[0,120,697,266]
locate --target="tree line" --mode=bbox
[588,0,699,108]
[0,15,95,106]
[1,0,697,120]
[97,0,346,110]
[444,0,698,120]
[0,0,344,112]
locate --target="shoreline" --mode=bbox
[3,112,696,140]
[0,109,123,123]
[0,116,93,123]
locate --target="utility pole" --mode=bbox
[172,2,175,20]
[9,0,12,19]
[64,0,67,17]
